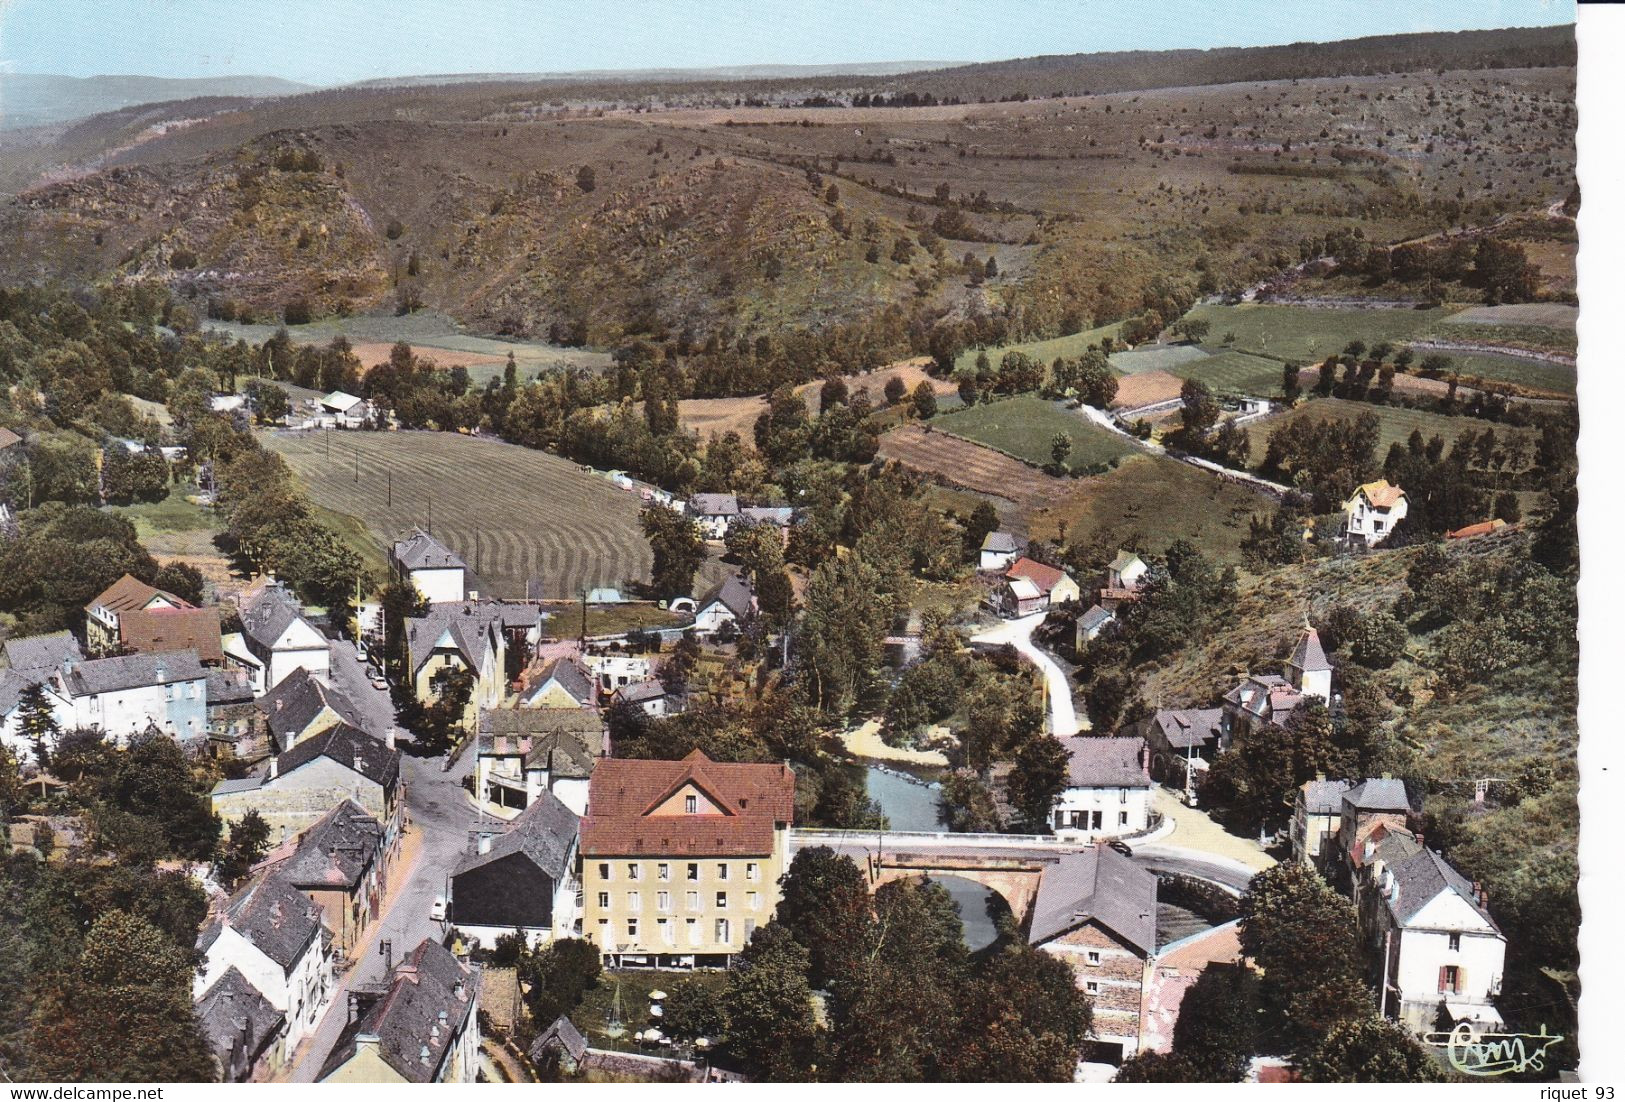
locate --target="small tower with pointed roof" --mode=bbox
[1284,617,1333,704]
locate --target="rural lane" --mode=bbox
[971,612,1080,736]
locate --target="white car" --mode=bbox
[430,895,447,922]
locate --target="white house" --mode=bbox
[195,873,333,1068]
[1076,604,1115,647]
[475,708,601,816]
[687,493,740,540]
[1106,550,1148,592]
[2,650,211,760]
[693,573,755,635]
[1051,736,1155,841]
[450,790,581,949]
[318,391,371,429]
[227,584,331,696]
[1343,480,1409,547]
[615,677,669,717]
[391,528,469,604]
[583,650,654,693]
[1366,848,1506,1036]
[979,531,1022,572]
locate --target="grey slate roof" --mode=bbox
[1029,845,1158,954]
[259,667,368,745]
[740,506,792,527]
[61,649,205,696]
[1108,550,1143,573]
[1386,848,1499,931]
[1079,605,1114,633]
[240,585,314,651]
[981,531,1020,554]
[407,600,539,675]
[195,966,285,1079]
[3,631,81,673]
[1287,626,1332,673]
[529,1017,588,1064]
[1343,777,1420,814]
[0,668,48,717]
[617,678,666,705]
[200,873,324,973]
[1060,735,1150,789]
[689,493,739,517]
[453,788,579,881]
[1300,777,1354,815]
[274,799,383,892]
[275,723,401,791]
[319,939,477,1083]
[478,709,601,779]
[697,573,754,621]
[392,528,467,573]
[1144,708,1225,751]
[207,668,256,707]
[522,656,594,705]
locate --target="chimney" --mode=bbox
[1314,771,1325,782]
[1414,832,1423,848]
[385,727,396,749]
[275,698,284,712]
[354,751,364,774]
[268,755,278,780]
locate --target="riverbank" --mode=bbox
[840,719,951,767]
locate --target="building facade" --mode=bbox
[579,750,794,967]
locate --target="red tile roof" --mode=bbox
[120,607,223,663]
[1006,556,1065,595]
[1447,518,1510,540]
[580,749,794,858]
[85,573,192,616]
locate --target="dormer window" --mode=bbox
[685,795,697,814]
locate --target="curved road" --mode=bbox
[971,612,1080,736]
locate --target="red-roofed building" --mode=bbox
[83,573,193,653]
[996,556,1081,616]
[120,606,225,664]
[579,749,794,966]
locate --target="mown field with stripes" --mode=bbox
[263,429,658,599]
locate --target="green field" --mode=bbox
[1186,303,1457,363]
[1170,349,1285,395]
[953,320,1125,377]
[262,428,686,599]
[1109,344,1209,375]
[1419,350,1575,396]
[932,395,1132,473]
[1183,303,1574,396]
[1246,397,1537,467]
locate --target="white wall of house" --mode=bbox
[980,548,1018,572]
[584,653,653,691]
[1052,784,1153,840]
[692,602,737,634]
[1346,496,1409,546]
[69,677,209,745]
[1387,892,1505,1025]
[409,566,465,604]
[195,925,330,1053]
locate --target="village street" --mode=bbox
[971,612,1080,736]
[283,747,479,1082]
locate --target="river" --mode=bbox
[861,766,1001,951]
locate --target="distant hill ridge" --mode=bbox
[0,73,314,130]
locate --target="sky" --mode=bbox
[0,0,1577,85]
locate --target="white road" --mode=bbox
[971,612,1080,737]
